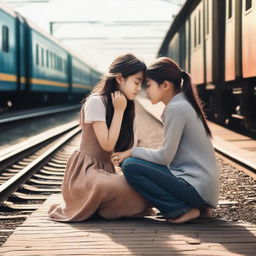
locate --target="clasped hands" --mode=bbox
[111,148,132,166]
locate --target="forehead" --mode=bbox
[129,71,144,80]
[145,78,155,83]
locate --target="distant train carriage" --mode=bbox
[158,0,256,133]
[90,68,102,86]
[0,2,101,110]
[25,20,70,105]
[71,56,94,94]
[0,4,17,108]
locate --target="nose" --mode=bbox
[137,83,142,92]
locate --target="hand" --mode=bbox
[111,149,132,166]
[111,91,127,112]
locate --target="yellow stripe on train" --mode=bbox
[0,73,17,82]
[72,83,93,90]
[30,78,68,88]
[1,72,92,89]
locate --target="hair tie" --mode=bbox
[180,70,186,79]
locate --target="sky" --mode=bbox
[2,0,185,72]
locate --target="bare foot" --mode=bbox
[167,209,200,224]
[130,208,157,218]
[200,207,212,218]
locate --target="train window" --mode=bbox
[46,50,49,67]
[54,55,56,70]
[59,57,61,71]
[194,16,197,47]
[59,57,62,71]
[57,56,59,71]
[56,56,58,70]
[57,56,59,70]
[60,58,63,72]
[2,26,9,52]
[198,11,201,45]
[245,0,252,10]
[62,60,64,73]
[36,44,39,65]
[206,0,209,35]
[50,52,53,68]
[41,48,44,66]
[228,0,232,19]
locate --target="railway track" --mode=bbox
[0,98,255,247]
[0,121,81,211]
[0,105,80,125]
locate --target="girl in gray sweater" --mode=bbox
[112,57,219,224]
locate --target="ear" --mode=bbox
[160,81,172,91]
[115,73,123,85]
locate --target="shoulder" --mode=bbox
[165,101,185,117]
[85,94,105,106]
[84,94,106,111]
[164,96,194,123]
[83,94,106,123]
[83,94,106,114]
[169,95,194,115]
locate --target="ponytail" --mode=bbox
[181,71,212,137]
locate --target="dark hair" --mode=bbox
[83,53,146,151]
[146,57,212,137]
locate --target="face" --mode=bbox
[145,78,164,104]
[118,71,144,100]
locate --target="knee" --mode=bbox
[121,157,137,176]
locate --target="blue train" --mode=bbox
[0,3,101,110]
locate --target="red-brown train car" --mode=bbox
[158,0,256,133]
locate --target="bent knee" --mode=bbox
[121,157,136,170]
[122,157,146,178]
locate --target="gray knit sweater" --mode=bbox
[132,92,219,207]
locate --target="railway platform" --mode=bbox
[0,96,255,256]
[0,194,256,256]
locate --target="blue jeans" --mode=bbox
[122,157,209,218]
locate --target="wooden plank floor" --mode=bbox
[1,194,256,255]
[136,96,256,171]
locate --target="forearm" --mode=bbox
[106,110,124,150]
[132,147,167,165]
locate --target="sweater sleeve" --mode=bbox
[132,105,185,166]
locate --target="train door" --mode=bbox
[185,19,191,73]
[241,0,256,129]
[190,1,205,86]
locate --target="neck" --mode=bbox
[161,91,179,105]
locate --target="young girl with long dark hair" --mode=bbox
[113,57,219,224]
[48,54,153,222]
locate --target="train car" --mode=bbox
[90,67,102,86]
[241,0,256,129]
[158,0,256,133]
[24,19,70,105]
[71,55,94,94]
[0,3,18,108]
[0,2,102,110]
